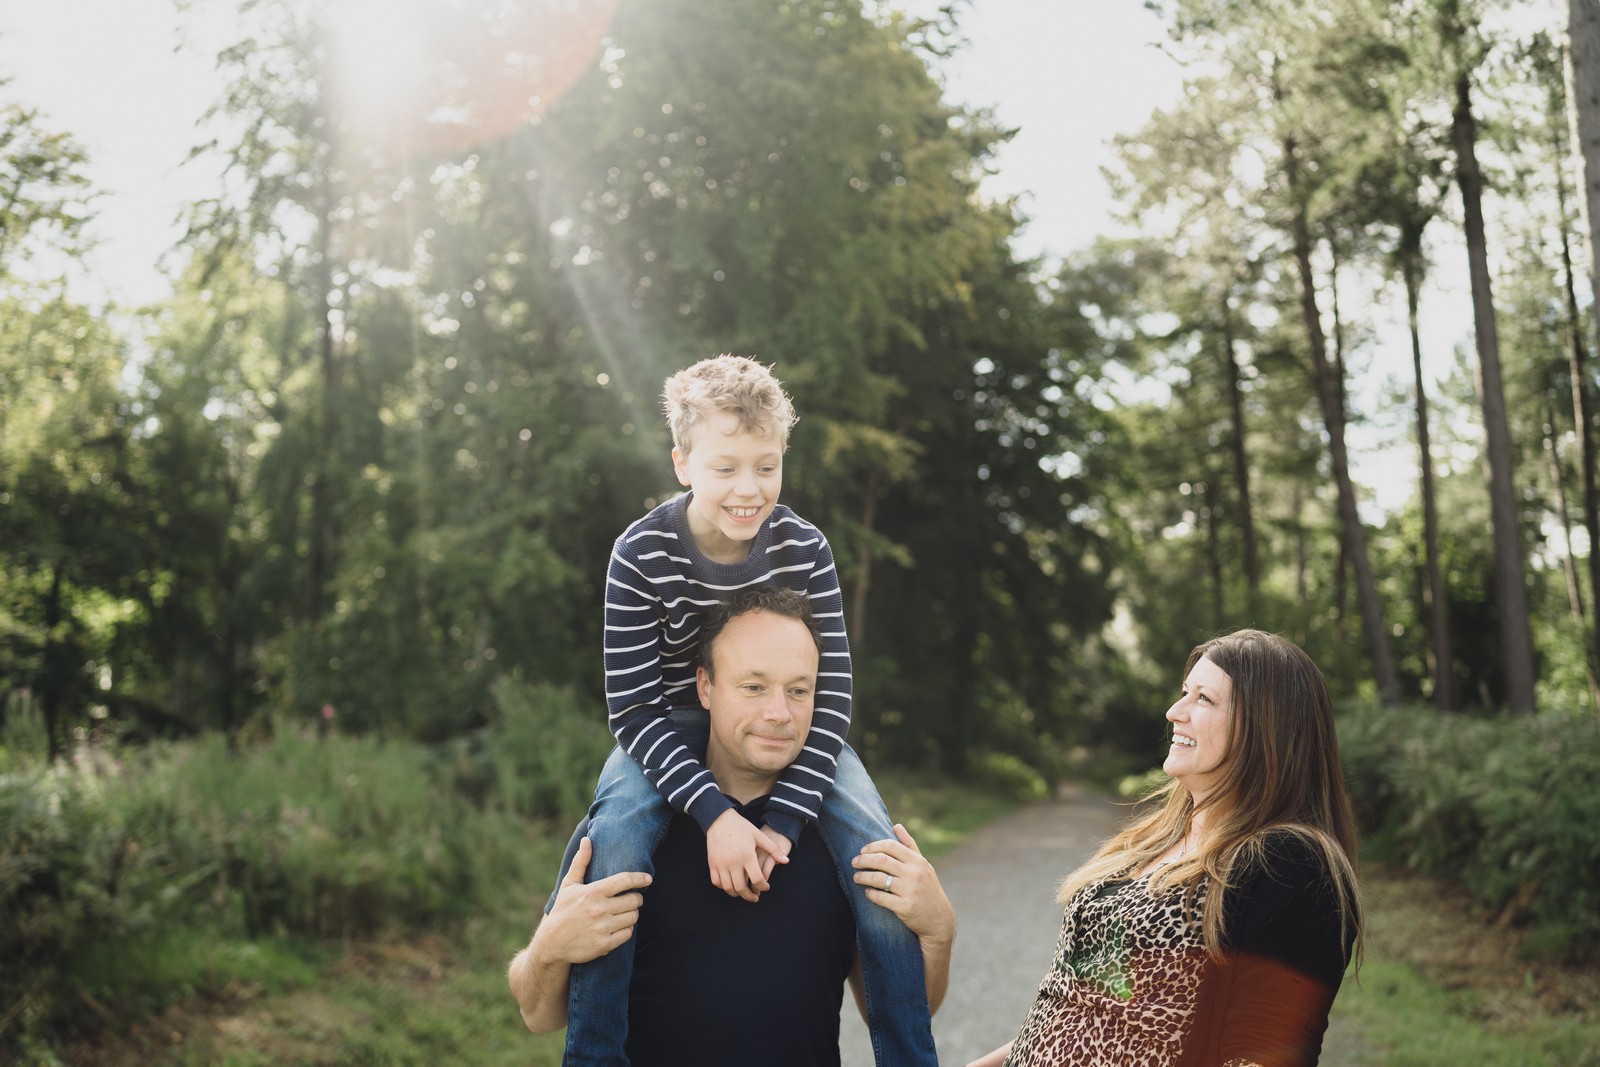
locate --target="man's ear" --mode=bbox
[671,447,690,486]
[696,665,712,709]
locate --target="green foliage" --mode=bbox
[1339,701,1600,960]
[434,678,613,825]
[0,728,542,1055]
[966,751,1050,802]
[1333,956,1600,1066]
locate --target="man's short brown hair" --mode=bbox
[662,355,797,453]
[697,586,824,678]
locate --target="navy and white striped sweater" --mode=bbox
[603,493,852,842]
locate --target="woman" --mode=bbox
[970,629,1363,1067]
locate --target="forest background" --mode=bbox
[3,0,1600,1060]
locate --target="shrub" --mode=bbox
[0,725,544,1055]
[0,747,169,1048]
[969,750,1050,801]
[1338,702,1600,960]
[435,678,613,825]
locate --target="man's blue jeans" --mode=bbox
[554,708,937,1066]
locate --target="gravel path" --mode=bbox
[839,787,1372,1066]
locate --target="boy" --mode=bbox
[563,356,936,1066]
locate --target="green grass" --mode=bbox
[873,768,1023,860]
[69,776,1600,1067]
[1325,866,1600,1067]
[53,775,1022,1066]
[1332,959,1600,1066]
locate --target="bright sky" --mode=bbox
[0,0,1185,308]
[0,0,1564,517]
[898,0,1184,263]
[0,1,231,307]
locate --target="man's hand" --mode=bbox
[542,836,653,963]
[706,808,788,902]
[757,823,795,883]
[507,837,651,1033]
[851,823,956,1012]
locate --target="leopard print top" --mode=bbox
[1004,873,1259,1067]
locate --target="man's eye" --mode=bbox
[789,689,810,699]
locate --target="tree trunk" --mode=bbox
[1200,479,1225,629]
[40,560,66,760]
[1404,246,1457,710]
[1282,132,1401,706]
[1543,402,1585,620]
[1292,479,1309,609]
[850,469,879,659]
[1221,303,1260,607]
[1569,0,1600,335]
[1452,70,1538,713]
[1554,38,1600,677]
[308,176,339,617]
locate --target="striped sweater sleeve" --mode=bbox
[604,529,733,834]
[762,526,853,844]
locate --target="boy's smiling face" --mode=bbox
[672,410,784,563]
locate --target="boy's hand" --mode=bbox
[757,823,794,883]
[706,809,787,902]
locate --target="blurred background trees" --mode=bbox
[8,0,1600,1055]
[2,0,1596,777]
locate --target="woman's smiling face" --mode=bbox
[1162,654,1233,805]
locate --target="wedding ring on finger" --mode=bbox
[883,873,894,892]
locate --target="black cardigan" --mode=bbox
[1175,832,1353,1067]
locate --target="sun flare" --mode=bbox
[319,0,621,156]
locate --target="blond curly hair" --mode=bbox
[662,355,797,453]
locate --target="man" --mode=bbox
[508,586,955,1066]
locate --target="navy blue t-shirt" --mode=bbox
[625,796,856,1067]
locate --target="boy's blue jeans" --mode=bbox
[555,708,937,1066]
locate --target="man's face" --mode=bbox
[695,609,817,794]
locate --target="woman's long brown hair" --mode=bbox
[1057,629,1364,965]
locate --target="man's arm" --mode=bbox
[507,837,652,1033]
[848,824,956,1015]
